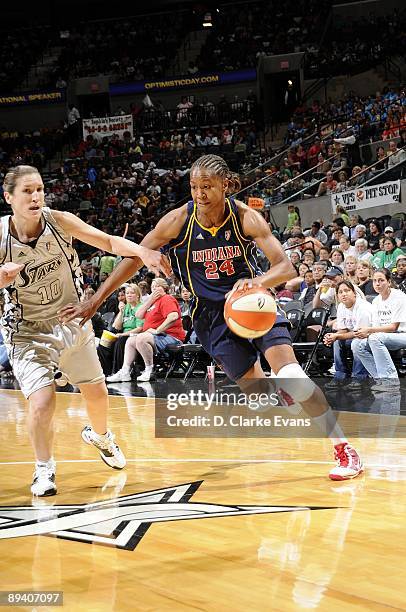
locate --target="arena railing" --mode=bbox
[268,145,406,207]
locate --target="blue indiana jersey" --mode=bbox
[168,198,262,304]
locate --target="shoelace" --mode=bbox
[93,431,116,451]
[335,444,349,467]
[34,465,55,481]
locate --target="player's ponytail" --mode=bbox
[191,154,241,195]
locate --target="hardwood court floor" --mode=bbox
[0,388,406,611]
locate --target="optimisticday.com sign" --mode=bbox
[331,180,401,214]
[82,114,133,141]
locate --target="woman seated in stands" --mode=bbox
[352,268,406,384]
[334,170,348,192]
[318,246,331,263]
[97,284,144,376]
[107,278,186,383]
[348,166,364,187]
[285,262,310,293]
[323,280,373,387]
[371,236,404,271]
[344,256,358,283]
[330,248,345,268]
[354,238,373,262]
[302,247,316,266]
[356,260,377,295]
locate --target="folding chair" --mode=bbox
[293,307,332,374]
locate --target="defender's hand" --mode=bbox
[58,298,98,326]
[138,247,172,277]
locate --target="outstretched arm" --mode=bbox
[52,210,171,277]
[59,206,188,325]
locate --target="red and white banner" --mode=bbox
[82,114,133,141]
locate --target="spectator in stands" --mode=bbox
[387,140,406,170]
[312,266,344,309]
[335,206,350,226]
[323,280,373,387]
[315,170,337,197]
[138,280,150,302]
[356,260,377,295]
[383,225,403,248]
[334,170,348,192]
[352,224,367,244]
[344,256,358,283]
[318,246,331,263]
[178,286,192,316]
[393,254,406,289]
[290,251,301,266]
[107,278,185,382]
[373,146,388,171]
[98,284,144,376]
[283,204,300,237]
[302,248,316,266]
[285,262,309,293]
[304,221,328,244]
[299,270,317,305]
[330,249,345,267]
[339,235,357,259]
[355,238,373,262]
[352,268,406,384]
[368,220,382,253]
[371,237,404,271]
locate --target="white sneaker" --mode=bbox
[106,369,132,383]
[329,443,363,481]
[31,460,57,497]
[137,370,154,382]
[81,426,126,469]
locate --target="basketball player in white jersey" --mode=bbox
[0,165,171,496]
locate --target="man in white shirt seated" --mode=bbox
[304,221,328,245]
[313,267,365,309]
[324,280,373,388]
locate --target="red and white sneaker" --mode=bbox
[329,443,363,481]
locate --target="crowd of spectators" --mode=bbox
[285,88,406,148]
[197,0,328,75]
[0,26,52,93]
[312,9,406,78]
[238,87,406,207]
[39,13,189,90]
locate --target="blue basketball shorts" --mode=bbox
[193,300,292,381]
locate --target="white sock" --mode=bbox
[313,409,348,446]
[122,365,131,374]
[144,365,153,374]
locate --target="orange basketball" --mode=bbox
[224,287,277,339]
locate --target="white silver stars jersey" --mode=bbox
[0,208,83,338]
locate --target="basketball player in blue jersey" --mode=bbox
[61,155,363,481]
[0,165,171,496]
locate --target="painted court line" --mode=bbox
[1,459,406,469]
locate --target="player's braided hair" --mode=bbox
[191,155,241,195]
[3,165,40,194]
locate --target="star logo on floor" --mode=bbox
[0,481,338,551]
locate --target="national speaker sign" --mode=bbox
[82,114,133,141]
[331,180,401,214]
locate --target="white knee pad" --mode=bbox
[275,363,316,403]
